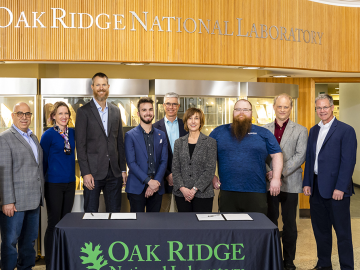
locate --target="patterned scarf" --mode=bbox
[54,125,71,154]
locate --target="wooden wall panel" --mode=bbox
[0,0,360,72]
[258,77,315,209]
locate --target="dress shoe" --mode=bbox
[309,264,333,270]
[284,262,296,270]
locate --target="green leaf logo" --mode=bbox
[80,242,108,270]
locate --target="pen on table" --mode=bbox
[91,213,94,216]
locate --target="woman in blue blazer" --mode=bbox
[40,101,75,269]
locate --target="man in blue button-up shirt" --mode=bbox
[153,92,188,212]
[0,102,44,270]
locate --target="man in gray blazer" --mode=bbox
[263,93,308,270]
[76,72,127,212]
[0,102,44,270]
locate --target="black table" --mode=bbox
[51,212,283,270]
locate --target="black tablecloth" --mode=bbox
[51,212,283,270]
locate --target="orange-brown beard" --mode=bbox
[231,115,252,141]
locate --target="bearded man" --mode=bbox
[210,99,283,214]
[76,72,127,212]
[124,97,168,212]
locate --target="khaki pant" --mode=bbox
[160,193,178,212]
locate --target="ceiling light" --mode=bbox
[335,87,339,89]
[242,67,260,69]
[124,63,146,66]
[271,75,290,78]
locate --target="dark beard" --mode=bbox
[231,116,252,141]
[140,114,154,124]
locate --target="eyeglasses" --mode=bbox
[14,111,32,118]
[164,103,179,107]
[234,108,252,113]
[316,106,332,111]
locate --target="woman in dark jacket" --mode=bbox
[40,101,75,269]
[172,107,217,212]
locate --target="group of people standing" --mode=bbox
[0,72,357,270]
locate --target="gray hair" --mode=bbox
[164,92,180,104]
[315,94,334,106]
[273,93,293,107]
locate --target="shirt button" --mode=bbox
[150,153,151,155]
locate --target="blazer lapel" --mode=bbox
[31,133,41,165]
[312,125,320,156]
[280,121,295,148]
[90,99,107,137]
[10,127,38,164]
[181,134,191,162]
[321,118,338,147]
[153,131,164,163]
[134,125,148,158]
[159,118,172,153]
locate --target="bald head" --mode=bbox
[12,102,32,132]
[13,102,31,113]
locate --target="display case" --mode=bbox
[151,80,239,136]
[240,82,299,126]
[0,78,38,134]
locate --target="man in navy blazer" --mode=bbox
[303,94,357,270]
[153,92,188,212]
[125,97,168,212]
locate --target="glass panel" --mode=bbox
[248,97,296,126]
[155,96,237,136]
[42,96,144,191]
[0,96,36,133]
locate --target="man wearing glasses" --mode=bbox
[153,92,187,212]
[303,94,357,270]
[0,102,44,269]
[210,99,283,214]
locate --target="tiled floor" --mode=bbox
[33,187,360,270]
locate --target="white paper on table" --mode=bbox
[83,213,110,220]
[110,213,137,220]
[196,214,225,221]
[222,214,253,221]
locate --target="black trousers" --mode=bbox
[127,186,163,212]
[175,196,213,212]
[310,175,353,269]
[219,190,267,215]
[44,181,75,269]
[83,166,123,213]
[267,191,298,264]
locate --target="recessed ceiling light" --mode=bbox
[271,75,290,78]
[124,63,146,66]
[335,87,339,89]
[242,67,260,69]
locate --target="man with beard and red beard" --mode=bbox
[124,97,168,212]
[76,72,127,212]
[210,99,283,215]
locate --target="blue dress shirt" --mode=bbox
[12,124,39,164]
[93,98,109,136]
[164,116,179,153]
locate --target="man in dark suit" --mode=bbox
[303,94,357,270]
[153,92,187,212]
[76,72,127,212]
[124,97,168,212]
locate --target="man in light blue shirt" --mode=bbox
[0,102,44,270]
[153,92,188,212]
[92,97,109,136]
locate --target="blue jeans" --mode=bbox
[0,206,40,270]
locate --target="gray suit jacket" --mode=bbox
[75,99,126,180]
[263,120,308,193]
[0,126,44,211]
[172,132,217,198]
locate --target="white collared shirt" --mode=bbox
[93,98,108,136]
[314,116,335,174]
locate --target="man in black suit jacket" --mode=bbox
[75,72,127,212]
[153,92,187,212]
